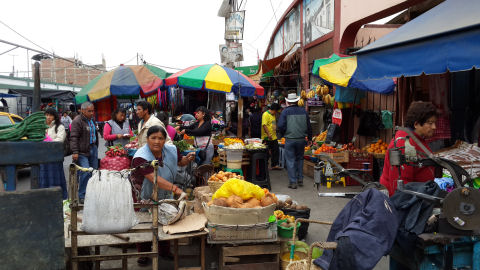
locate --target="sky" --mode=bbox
[0,0,292,78]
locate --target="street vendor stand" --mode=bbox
[67,162,208,270]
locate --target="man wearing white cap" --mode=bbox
[277,93,312,189]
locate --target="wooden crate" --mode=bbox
[220,243,280,270]
[303,160,315,178]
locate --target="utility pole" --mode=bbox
[9,54,17,77]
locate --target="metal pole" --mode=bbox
[33,62,41,112]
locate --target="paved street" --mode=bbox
[15,138,388,269]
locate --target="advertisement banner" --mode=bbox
[225,10,245,40]
[303,0,334,44]
[219,42,244,64]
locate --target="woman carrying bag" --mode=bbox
[176,106,213,165]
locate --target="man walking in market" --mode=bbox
[262,103,281,170]
[70,101,99,203]
[135,101,171,148]
[277,93,312,189]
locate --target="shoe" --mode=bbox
[137,257,149,266]
[288,183,297,189]
[298,181,304,187]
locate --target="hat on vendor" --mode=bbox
[285,93,300,103]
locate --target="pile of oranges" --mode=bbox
[364,139,388,154]
[313,144,337,154]
[224,138,244,146]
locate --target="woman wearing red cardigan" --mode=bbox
[380,101,438,196]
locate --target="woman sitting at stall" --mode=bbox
[130,125,195,265]
[176,106,213,165]
[40,108,68,199]
[380,101,438,196]
[103,108,134,147]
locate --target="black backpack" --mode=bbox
[64,129,72,156]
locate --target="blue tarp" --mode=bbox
[353,0,480,80]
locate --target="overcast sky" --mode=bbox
[0,0,292,78]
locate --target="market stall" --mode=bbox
[164,64,265,138]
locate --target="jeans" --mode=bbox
[284,140,305,184]
[265,139,279,167]
[77,145,98,199]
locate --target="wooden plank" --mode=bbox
[73,252,158,262]
[223,262,279,270]
[0,141,63,165]
[222,244,280,257]
[224,257,241,263]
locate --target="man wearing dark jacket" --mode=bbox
[277,93,312,188]
[70,101,99,201]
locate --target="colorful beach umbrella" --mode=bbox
[165,64,264,97]
[75,64,167,103]
[312,54,396,94]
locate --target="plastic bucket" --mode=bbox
[226,149,243,162]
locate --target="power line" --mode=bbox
[0,20,52,54]
[0,38,105,71]
[249,0,284,44]
[147,62,184,71]
[269,0,278,22]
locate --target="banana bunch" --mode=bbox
[300,90,306,99]
[323,94,333,106]
[315,85,330,96]
[298,98,305,107]
[306,90,316,99]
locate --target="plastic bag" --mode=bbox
[81,170,138,234]
[212,178,265,200]
[158,200,186,225]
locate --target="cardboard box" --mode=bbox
[315,151,349,163]
[203,203,276,225]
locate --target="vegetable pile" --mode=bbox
[106,144,127,157]
[208,171,244,182]
[173,140,194,152]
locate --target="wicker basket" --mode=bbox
[208,180,224,193]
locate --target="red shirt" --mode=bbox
[380,130,436,197]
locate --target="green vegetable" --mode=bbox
[173,140,193,152]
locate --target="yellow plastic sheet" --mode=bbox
[212,179,265,200]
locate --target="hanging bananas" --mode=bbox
[298,98,305,107]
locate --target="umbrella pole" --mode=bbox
[207,91,210,110]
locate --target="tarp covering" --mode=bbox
[354,0,480,80]
[312,54,396,94]
[9,89,75,102]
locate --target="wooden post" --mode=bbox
[33,62,41,113]
[69,164,79,270]
[237,97,243,138]
[122,246,128,270]
[94,246,100,269]
[174,239,179,270]
[201,235,206,270]
[151,161,159,269]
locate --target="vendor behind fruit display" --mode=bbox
[131,125,195,201]
[380,101,439,197]
[103,108,134,147]
[176,106,214,165]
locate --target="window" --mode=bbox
[12,116,22,123]
[0,115,12,126]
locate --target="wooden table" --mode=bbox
[65,212,207,270]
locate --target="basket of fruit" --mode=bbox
[277,218,301,238]
[207,171,244,193]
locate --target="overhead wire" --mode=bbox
[0,19,52,54]
[248,0,284,45]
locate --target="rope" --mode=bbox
[0,112,47,141]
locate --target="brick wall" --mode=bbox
[34,58,105,86]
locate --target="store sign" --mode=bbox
[303,0,334,44]
[332,108,342,125]
[225,11,245,40]
[219,42,244,64]
[235,65,259,76]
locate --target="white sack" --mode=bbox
[81,170,138,234]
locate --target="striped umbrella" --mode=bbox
[165,64,264,97]
[75,64,167,103]
[312,54,396,94]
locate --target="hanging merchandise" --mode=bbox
[157,89,169,111]
[381,110,393,129]
[357,110,384,137]
[332,108,343,126]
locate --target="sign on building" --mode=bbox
[225,11,245,40]
[219,42,244,64]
